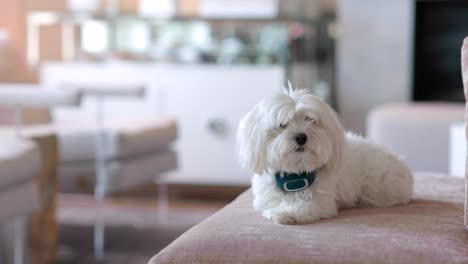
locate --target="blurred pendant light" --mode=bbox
[115,18,151,54]
[67,0,100,13]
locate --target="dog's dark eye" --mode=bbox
[305,117,317,124]
[279,123,289,129]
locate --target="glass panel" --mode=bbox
[115,18,151,54]
[150,21,289,64]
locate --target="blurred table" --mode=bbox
[0,125,59,264]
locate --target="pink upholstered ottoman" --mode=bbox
[149,39,468,263]
[149,173,467,264]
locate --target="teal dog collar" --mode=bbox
[275,171,316,192]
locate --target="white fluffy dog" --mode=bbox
[237,88,413,225]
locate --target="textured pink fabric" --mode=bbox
[462,36,468,230]
[150,173,467,264]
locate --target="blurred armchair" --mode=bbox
[0,84,178,259]
[56,84,177,196]
[55,84,178,258]
[0,87,81,264]
[0,137,40,264]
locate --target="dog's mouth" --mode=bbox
[295,146,305,152]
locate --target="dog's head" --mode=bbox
[237,88,344,175]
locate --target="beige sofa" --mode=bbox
[148,38,468,264]
[0,87,81,264]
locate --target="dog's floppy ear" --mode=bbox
[321,103,345,171]
[236,105,267,175]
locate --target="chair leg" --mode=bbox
[93,95,106,259]
[93,187,105,259]
[93,221,105,259]
[93,156,107,259]
[157,182,169,225]
[13,217,25,264]
[0,225,4,264]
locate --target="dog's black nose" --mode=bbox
[294,133,307,145]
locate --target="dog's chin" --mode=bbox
[270,147,325,173]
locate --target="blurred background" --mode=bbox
[0,0,336,100]
[0,0,466,263]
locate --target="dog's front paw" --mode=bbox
[263,209,298,225]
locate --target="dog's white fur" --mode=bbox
[237,88,413,225]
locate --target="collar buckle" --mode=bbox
[275,171,316,192]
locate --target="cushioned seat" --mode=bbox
[150,173,468,264]
[55,117,177,193]
[0,138,41,190]
[60,150,177,193]
[0,181,39,222]
[57,117,177,163]
[9,118,178,193]
[0,138,40,222]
